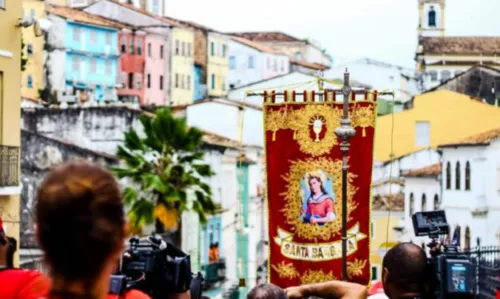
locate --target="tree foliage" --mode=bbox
[112,108,216,235]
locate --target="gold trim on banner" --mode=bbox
[281,157,358,241]
[347,258,368,278]
[271,261,300,279]
[273,223,367,262]
[301,269,337,284]
[351,105,376,137]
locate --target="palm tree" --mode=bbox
[112,108,216,245]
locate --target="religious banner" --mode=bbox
[264,90,377,288]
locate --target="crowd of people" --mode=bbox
[0,161,431,299]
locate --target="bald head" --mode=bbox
[383,243,427,292]
[247,284,287,299]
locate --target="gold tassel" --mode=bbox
[293,130,296,140]
[272,131,276,141]
[362,128,366,137]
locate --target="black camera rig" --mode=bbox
[109,235,203,299]
[412,210,474,299]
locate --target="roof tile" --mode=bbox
[421,36,500,55]
[439,127,500,147]
[402,163,441,177]
[231,32,301,43]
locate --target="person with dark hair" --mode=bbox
[34,161,150,299]
[382,242,428,299]
[247,283,288,299]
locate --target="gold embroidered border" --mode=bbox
[271,261,300,279]
[301,269,337,284]
[347,258,368,279]
[281,157,358,241]
[351,104,376,137]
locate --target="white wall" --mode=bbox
[46,14,67,93]
[441,140,500,246]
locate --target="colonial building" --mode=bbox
[228,36,290,89]
[230,31,333,68]
[45,5,121,103]
[0,0,22,266]
[415,0,500,89]
[117,28,146,105]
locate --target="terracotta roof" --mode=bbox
[231,36,283,55]
[372,193,404,211]
[107,0,183,27]
[170,98,263,112]
[420,37,500,55]
[427,60,500,66]
[439,127,500,147]
[46,5,127,29]
[290,59,329,71]
[202,130,240,149]
[230,31,301,43]
[402,163,441,178]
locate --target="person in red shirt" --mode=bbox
[301,174,336,225]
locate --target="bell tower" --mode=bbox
[418,0,446,37]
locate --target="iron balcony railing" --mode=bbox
[0,145,20,187]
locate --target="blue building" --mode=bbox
[46,6,121,102]
[193,65,205,101]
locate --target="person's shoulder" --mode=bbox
[124,289,152,299]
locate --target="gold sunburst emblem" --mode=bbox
[352,105,375,137]
[347,259,368,278]
[301,269,337,285]
[271,261,299,279]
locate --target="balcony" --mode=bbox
[0,145,20,195]
[203,259,226,285]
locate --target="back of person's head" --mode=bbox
[35,160,125,283]
[382,242,427,295]
[247,283,288,299]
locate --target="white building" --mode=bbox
[228,36,290,89]
[439,127,500,248]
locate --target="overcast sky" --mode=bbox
[166,0,500,68]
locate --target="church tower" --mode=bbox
[418,0,446,37]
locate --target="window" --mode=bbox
[147,73,151,88]
[90,31,97,44]
[148,43,152,57]
[106,33,112,46]
[175,40,179,55]
[187,43,191,57]
[222,44,227,58]
[181,74,185,89]
[371,266,378,280]
[433,194,439,210]
[446,162,451,189]
[105,61,112,75]
[120,37,126,53]
[280,59,285,72]
[159,75,164,90]
[128,73,134,89]
[90,58,97,73]
[30,9,35,19]
[152,0,159,14]
[186,75,191,90]
[136,73,142,90]
[175,73,179,88]
[273,58,277,72]
[421,194,427,212]
[429,71,438,82]
[465,226,471,250]
[409,193,414,217]
[455,161,461,190]
[371,221,375,239]
[72,56,80,72]
[0,0,4,9]
[229,56,236,69]
[465,161,471,190]
[211,74,215,90]
[441,70,451,82]
[27,44,33,56]
[27,75,33,88]
[221,77,226,91]
[210,42,215,56]
[136,38,142,55]
[73,27,81,42]
[415,121,430,147]
[160,45,164,59]
[248,56,254,68]
[181,42,185,56]
[129,37,135,54]
[120,72,127,86]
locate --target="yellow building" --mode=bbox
[0,0,22,266]
[370,194,404,281]
[207,32,229,97]
[375,90,500,162]
[21,0,45,99]
[171,26,195,105]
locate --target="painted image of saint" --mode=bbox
[300,171,336,225]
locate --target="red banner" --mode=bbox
[264,90,376,288]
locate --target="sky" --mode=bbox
[165,0,500,69]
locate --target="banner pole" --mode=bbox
[334,69,356,281]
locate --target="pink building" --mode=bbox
[144,34,169,106]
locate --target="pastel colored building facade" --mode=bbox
[144,33,168,105]
[45,6,120,103]
[21,0,46,99]
[0,0,23,266]
[207,32,230,97]
[117,30,146,104]
[228,36,290,89]
[171,26,195,105]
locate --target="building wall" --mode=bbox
[441,141,500,246]
[45,14,66,93]
[117,31,145,104]
[193,30,207,71]
[193,65,204,101]
[144,33,168,105]
[171,27,194,105]
[21,0,45,99]
[207,33,229,97]
[0,0,23,267]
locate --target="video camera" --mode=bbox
[110,235,204,299]
[412,210,474,299]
